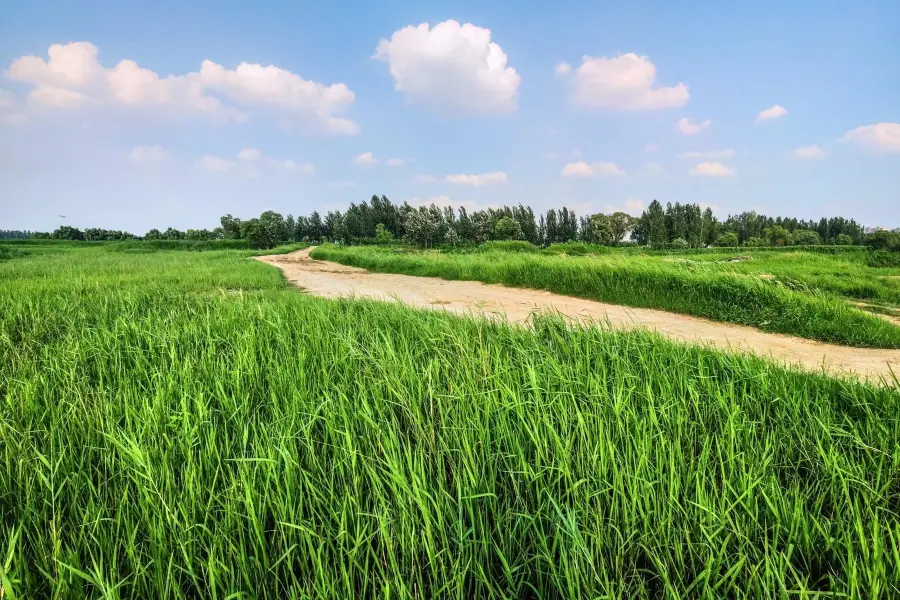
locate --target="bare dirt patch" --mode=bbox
[257,249,900,384]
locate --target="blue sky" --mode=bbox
[1,0,898,233]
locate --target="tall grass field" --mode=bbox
[311,244,900,348]
[1,244,899,598]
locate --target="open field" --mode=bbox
[311,244,900,348]
[2,243,900,597]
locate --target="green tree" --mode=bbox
[791,229,822,246]
[765,225,791,246]
[375,223,394,245]
[494,217,524,240]
[745,236,767,247]
[444,227,459,246]
[669,237,689,249]
[608,212,636,245]
[645,200,668,247]
[716,232,739,247]
[834,233,853,246]
[584,214,614,245]
[242,219,269,249]
[220,214,242,239]
[404,208,441,247]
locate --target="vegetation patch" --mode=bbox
[312,244,900,348]
[1,244,898,597]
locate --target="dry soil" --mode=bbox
[257,248,900,385]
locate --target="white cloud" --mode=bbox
[644,143,660,151]
[413,173,438,183]
[541,152,559,160]
[197,155,233,172]
[678,148,735,159]
[677,117,711,135]
[327,180,357,188]
[689,161,735,177]
[237,147,262,161]
[844,123,900,153]
[792,145,827,159]
[374,20,520,114]
[198,60,357,133]
[642,162,664,175]
[4,41,357,133]
[562,53,688,110]
[28,86,87,108]
[130,145,168,163]
[272,159,315,173]
[445,171,508,186]
[604,198,645,216]
[386,157,405,167]
[353,151,378,166]
[561,161,625,177]
[757,104,787,122]
[554,62,572,76]
[197,149,312,175]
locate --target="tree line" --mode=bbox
[3,195,893,250]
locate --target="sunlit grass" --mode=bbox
[312,244,900,348]
[1,245,898,598]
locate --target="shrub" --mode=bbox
[716,232,739,247]
[834,234,854,246]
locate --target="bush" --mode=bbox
[744,237,768,247]
[792,229,823,246]
[834,234,854,246]
[493,217,524,241]
[668,238,689,249]
[716,232,739,247]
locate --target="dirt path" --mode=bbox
[257,249,900,384]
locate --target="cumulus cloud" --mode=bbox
[353,152,378,166]
[554,62,572,76]
[4,41,357,133]
[561,161,625,177]
[130,145,168,163]
[561,53,688,110]
[844,122,900,153]
[757,104,787,122]
[386,158,405,167]
[678,148,735,159]
[445,171,508,186]
[677,117,711,135]
[689,161,735,177]
[604,198,645,216]
[197,155,233,172]
[792,145,827,159]
[197,149,312,175]
[237,147,262,161]
[374,20,520,114]
[273,159,315,173]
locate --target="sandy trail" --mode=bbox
[257,249,900,384]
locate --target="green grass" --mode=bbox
[311,244,900,349]
[2,245,899,598]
